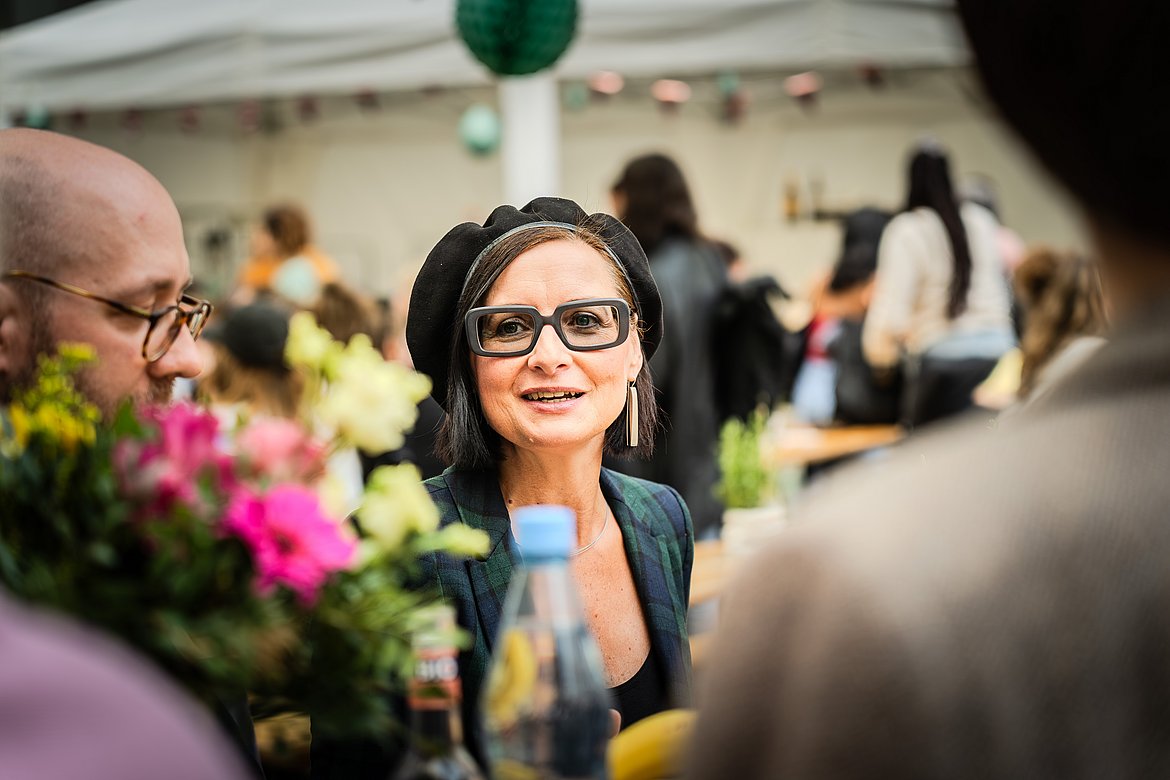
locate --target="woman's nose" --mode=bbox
[526,323,571,372]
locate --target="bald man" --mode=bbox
[0,128,206,417]
[0,130,255,776]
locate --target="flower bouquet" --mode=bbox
[0,316,486,741]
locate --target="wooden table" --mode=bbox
[690,539,728,607]
[768,423,904,467]
[689,540,728,670]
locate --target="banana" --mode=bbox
[607,708,697,780]
[485,629,538,728]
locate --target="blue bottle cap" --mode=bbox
[513,504,576,561]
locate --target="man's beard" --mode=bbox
[72,367,175,419]
[3,312,175,417]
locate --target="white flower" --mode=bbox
[317,335,432,455]
[285,312,340,374]
[359,464,439,552]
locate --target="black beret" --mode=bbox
[407,197,662,409]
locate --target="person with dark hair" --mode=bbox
[235,203,339,305]
[688,1,1170,778]
[311,197,693,779]
[818,208,903,426]
[610,153,726,537]
[863,141,1015,427]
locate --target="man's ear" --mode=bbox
[0,282,21,379]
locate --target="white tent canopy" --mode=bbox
[0,0,965,112]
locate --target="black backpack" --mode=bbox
[712,275,795,422]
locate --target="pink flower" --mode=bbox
[222,485,357,606]
[116,402,236,520]
[235,417,327,485]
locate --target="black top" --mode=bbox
[611,651,668,730]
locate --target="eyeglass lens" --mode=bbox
[476,303,624,354]
[144,301,210,362]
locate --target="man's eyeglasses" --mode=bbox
[465,297,631,357]
[1,270,213,363]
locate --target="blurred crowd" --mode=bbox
[197,140,1105,523]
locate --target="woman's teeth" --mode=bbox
[523,391,583,402]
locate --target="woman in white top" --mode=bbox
[863,142,1015,426]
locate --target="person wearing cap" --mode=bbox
[310,197,694,779]
[201,301,302,420]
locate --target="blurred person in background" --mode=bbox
[822,208,901,426]
[960,174,1027,276]
[1012,247,1107,402]
[610,153,726,538]
[312,281,377,347]
[0,588,248,780]
[202,301,302,421]
[235,203,339,306]
[791,207,894,425]
[688,0,1170,777]
[863,142,1015,428]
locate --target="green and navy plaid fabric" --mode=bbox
[420,466,694,757]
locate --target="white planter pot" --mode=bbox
[721,504,786,558]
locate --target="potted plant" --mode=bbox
[715,408,785,556]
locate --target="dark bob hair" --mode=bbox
[436,220,659,469]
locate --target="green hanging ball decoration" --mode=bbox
[717,71,741,98]
[562,82,589,112]
[459,103,502,156]
[456,0,578,77]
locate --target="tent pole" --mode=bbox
[499,72,560,206]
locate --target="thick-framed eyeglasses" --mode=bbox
[465,297,632,358]
[1,270,213,363]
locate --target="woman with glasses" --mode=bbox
[311,198,693,778]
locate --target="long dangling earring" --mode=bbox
[626,381,639,448]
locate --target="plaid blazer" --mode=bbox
[422,465,694,761]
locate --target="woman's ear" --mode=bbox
[627,340,644,383]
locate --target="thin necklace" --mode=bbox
[569,508,609,558]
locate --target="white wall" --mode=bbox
[72,67,1084,302]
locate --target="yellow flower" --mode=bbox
[285,312,341,373]
[7,404,30,451]
[318,335,432,455]
[359,464,439,552]
[57,342,96,364]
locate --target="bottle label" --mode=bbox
[409,648,462,710]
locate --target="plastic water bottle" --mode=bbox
[481,505,612,780]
